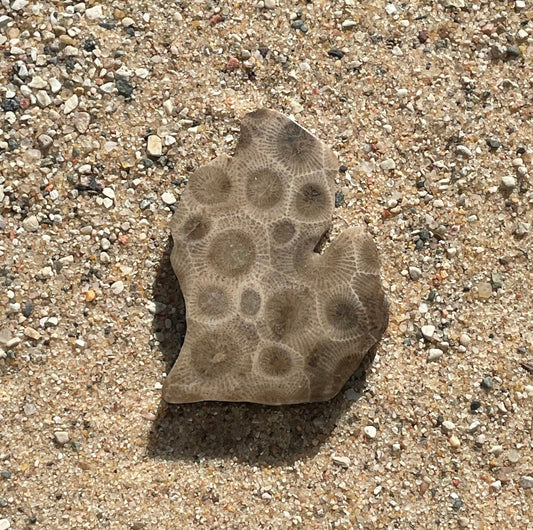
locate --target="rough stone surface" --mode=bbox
[164,109,388,405]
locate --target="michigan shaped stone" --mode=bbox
[162,109,388,405]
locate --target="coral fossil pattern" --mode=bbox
[163,109,388,405]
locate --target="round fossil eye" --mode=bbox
[324,296,359,331]
[272,219,296,245]
[196,285,230,318]
[294,183,328,219]
[192,331,238,379]
[240,288,261,316]
[189,166,232,205]
[264,289,311,340]
[246,169,283,209]
[257,346,293,377]
[276,120,322,173]
[208,229,256,278]
[182,215,210,240]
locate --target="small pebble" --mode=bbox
[364,425,377,439]
[147,135,162,157]
[54,431,69,445]
[508,449,520,463]
[85,5,104,20]
[111,281,125,294]
[64,94,79,115]
[470,400,481,411]
[427,348,443,362]
[481,377,493,389]
[456,145,472,158]
[449,435,461,448]
[22,215,39,232]
[518,476,533,489]
[331,455,350,468]
[477,282,492,300]
[500,176,516,191]
[0,519,10,530]
[328,49,344,59]
[421,325,435,341]
[161,192,177,205]
[380,158,396,171]
[409,266,422,281]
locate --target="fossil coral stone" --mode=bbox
[162,109,388,405]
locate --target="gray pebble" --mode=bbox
[409,266,422,281]
[518,476,533,489]
[500,176,516,190]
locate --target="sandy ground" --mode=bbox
[1,0,532,528]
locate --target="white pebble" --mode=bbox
[421,325,435,341]
[111,281,124,295]
[85,5,104,19]
[456,145,472,158]
[364,425,377,439]
[501,176,516,190]
[427,348,443,362]
[103,187,115,199]
[380,158,396,171]
[54,431,69,445]
[147,135,162,157]
[22,215,39,232]
[161,191,177,205]
[63,94,79,114]
[331,455,351,468]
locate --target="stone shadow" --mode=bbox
[147,236,377,466]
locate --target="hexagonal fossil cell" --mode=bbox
[162,108,388,405]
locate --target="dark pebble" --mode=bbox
[29,517,37,524]
[291,19,304,29]
[436,414,444,426]
[419,228,430,241]
[143,158,154,168]
[83,39,96,52]
[75,176,103,193]
[416,179,425,188]
[258,46,269,58]
[23,303,34,317]
[1,470,11,479]
[99,21,116,29]
[328,48,344,59]
[71,441,82,451]
[487,138,501,149]
[470,400,482,411]
[506,46,521,58]
[2,98,19,112]
[300,24,309,33]
[125,26,135,37]
[335,191,345,207]
[7,138,19,150]
[418,30,428,43]
[339,165,348,173]
[427,290,437,302]
[516,147,526,155]
[139,198,152,210]
[415,239,424,250]
[517,347,527,354]
[116,78,134,98]
[481,376,493,389]
[0,497,7,507]
[452,499,463,510]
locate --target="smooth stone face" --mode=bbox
[162,109,388,405]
